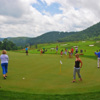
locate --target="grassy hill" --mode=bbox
[18,40,99,58]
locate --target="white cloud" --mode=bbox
[0,0,100,38]
[40,0,57,6]
[0,0,26,17]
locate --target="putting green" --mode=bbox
[0,52,100,94]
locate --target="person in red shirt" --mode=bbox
[71,48,74,58]
[61,49,63,57]
[71,48,74,54]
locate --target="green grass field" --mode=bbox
[17,40,100,56]
[0,41,100,99]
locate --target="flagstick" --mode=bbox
[60,60,62,74]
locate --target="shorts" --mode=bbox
[26,51,28,53]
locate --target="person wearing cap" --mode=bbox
[72,53,83,83]
[0,50,9,79]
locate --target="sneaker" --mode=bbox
[79,78,82,81]
[72,80,76,83]
[4,77,6,79]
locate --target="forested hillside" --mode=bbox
[0,39,17,50]
[28,31,75,45]
[0,38,4,41]
[0,22,100,46]
[5,31,75,46]
[58,22,100,42]
[7,37,31,46]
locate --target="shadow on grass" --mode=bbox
[0,90,100,100]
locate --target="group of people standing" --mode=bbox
[60,47,78,58]
[56,46,83,82]
[1,47,99,83]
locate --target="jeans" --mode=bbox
[73,67,81,79]
[1,63,8,74]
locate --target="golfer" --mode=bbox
[95,50,100,68]
[0,50,9,79]
[72,53,82,82]
[25,47,28,55]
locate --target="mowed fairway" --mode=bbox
[0,51,100,94]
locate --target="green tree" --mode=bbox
[1,39,17,50]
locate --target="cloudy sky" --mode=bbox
[0,0,100,38]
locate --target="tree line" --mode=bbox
[0,39,18,50]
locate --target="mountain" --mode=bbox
[3,32,75,46]
[0,38,4,41]
[58,22,100,42]
[30,22,100,44]
[7,37,31,46]
[1,22,100,46]
[29,31,75,45]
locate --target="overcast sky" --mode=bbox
[0,0,100,38]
